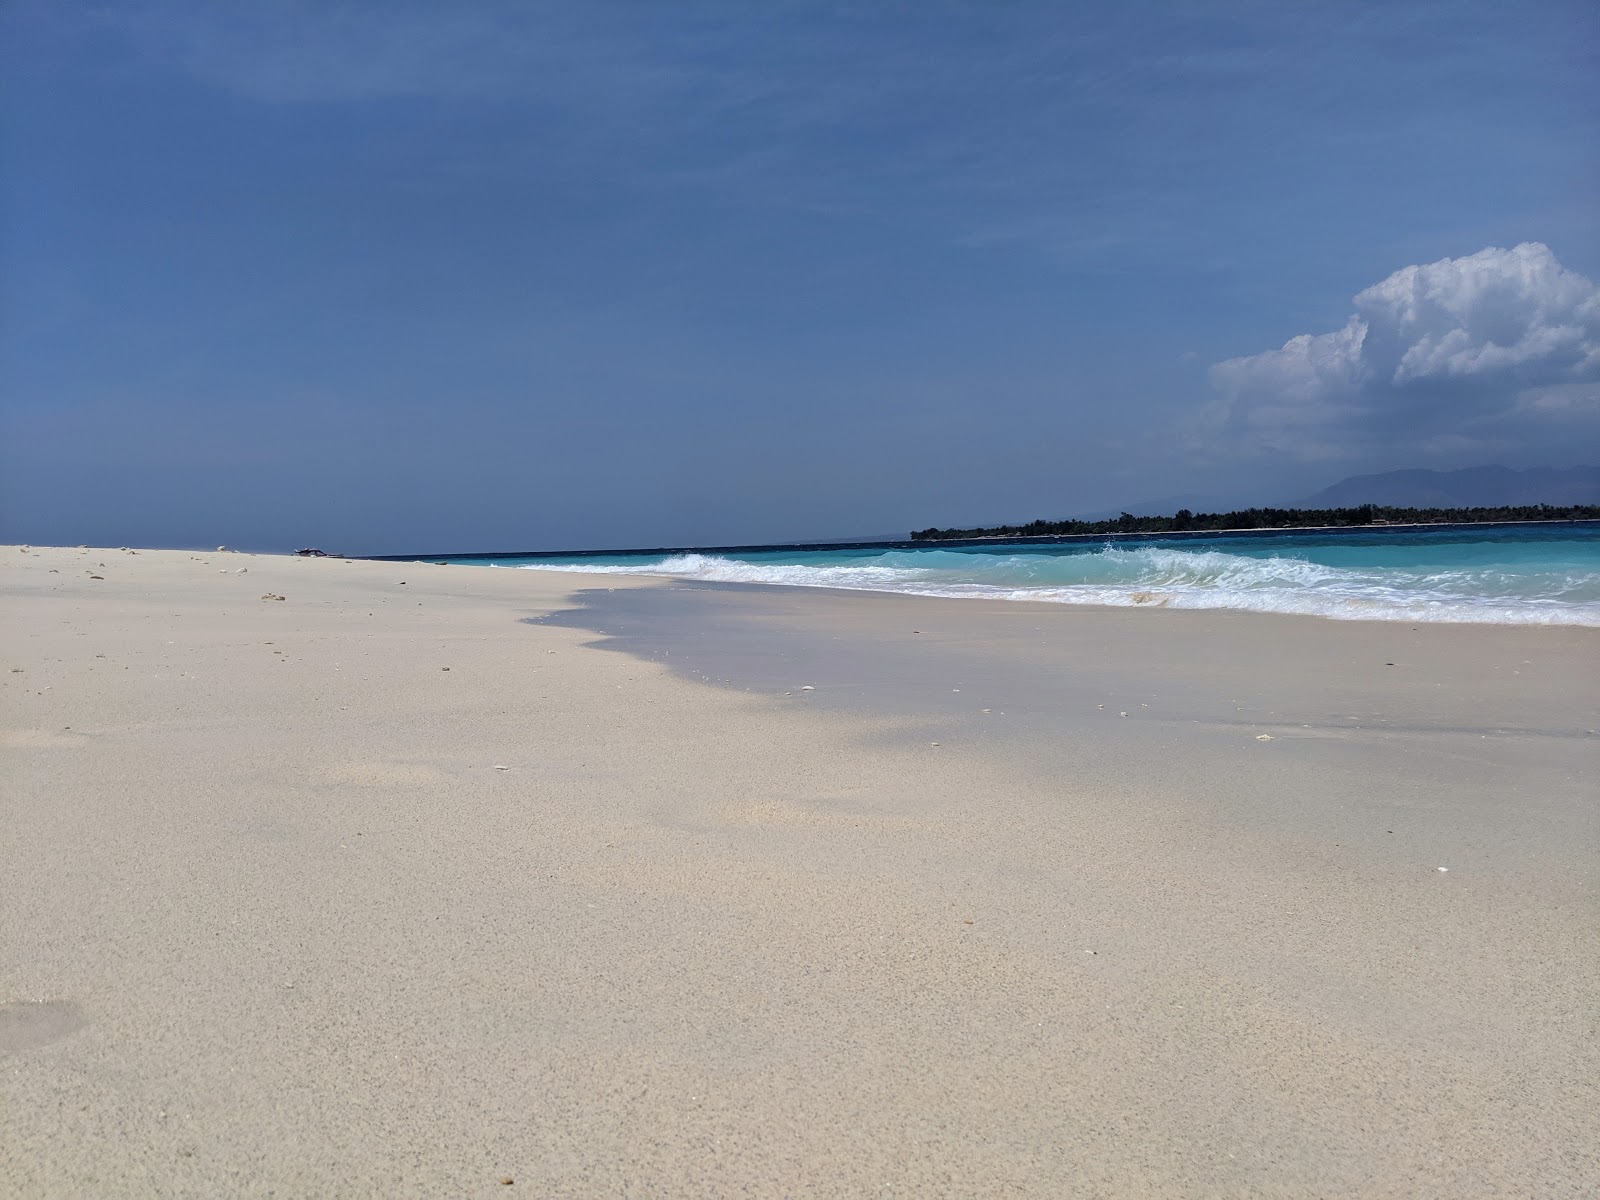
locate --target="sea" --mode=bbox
[429,523,1600,627]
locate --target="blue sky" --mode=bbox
[3,1,1597,552]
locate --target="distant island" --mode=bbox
[911,503,1600,542]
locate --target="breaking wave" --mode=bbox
[508,540,1600,626]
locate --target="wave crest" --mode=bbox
[514,544,1600,626]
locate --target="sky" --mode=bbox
[2,1,1597,553]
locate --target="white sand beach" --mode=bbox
[4,545,1597,1197]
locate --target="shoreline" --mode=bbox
[358,521,1600,629]
[537,577,1600,737]
[4,545,1597,1196]
[521,573,1600,628]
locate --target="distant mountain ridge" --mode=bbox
[1300,465,1600,509]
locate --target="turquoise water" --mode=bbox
[446,524,1600,626]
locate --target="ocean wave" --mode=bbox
[514,546,1600,626]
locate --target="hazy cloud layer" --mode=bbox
[1206,243,1600,460]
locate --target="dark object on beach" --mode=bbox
[295,547,333,557]
[260,593,286,601]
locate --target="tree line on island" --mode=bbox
[910,503,1600,542]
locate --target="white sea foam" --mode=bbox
[515,546,1600,626]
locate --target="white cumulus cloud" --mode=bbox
[1205,243,1600,459]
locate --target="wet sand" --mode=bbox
[3,545,1597,1197]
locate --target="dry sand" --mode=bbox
[2,544,1597,1197]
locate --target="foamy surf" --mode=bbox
[496,535,1600,626]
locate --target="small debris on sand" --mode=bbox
[260,593,286,602]
[1256,734,1275,741]
[800,685,815,691]
[88,575,104,580]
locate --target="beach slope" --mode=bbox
[3,545,1596,1197]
